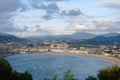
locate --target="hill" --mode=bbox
[0,57,32,80]
[83,35,120,45]
[100,33,120,37]
[0,32,25,43]
[27,32,96,41]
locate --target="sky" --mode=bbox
[0,0,120,37]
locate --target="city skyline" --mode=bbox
[0,0,120,37]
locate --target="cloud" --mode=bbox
[0,0,28,33]
[105,21,120,32]
[30,0,43,9]
[0,13,14,32]
[0,12,28,33]
[45,0,70,2]
[66,20,120,34]
[40,2,60,20]
[66,23,95,31]
[9,25,53,37]
[61,9,82,16]
[95,1,120,10]
[40,2,60,14]
[35,25,52,34]
[30,1,83,20]
[30,0,64,9]
[0,23,27,33]
[0,13,11,24]
[0,0,27,12]
[42,14,52,20]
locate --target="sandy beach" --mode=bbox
[73,54,120,64]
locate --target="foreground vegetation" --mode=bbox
[0,57,120,80]
[0,57,32,80]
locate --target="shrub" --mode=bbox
[0,57,33,80]
[97,64,120,80]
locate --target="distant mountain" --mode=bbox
[0,32,11,36]
[71,32,96,39]
[83,35,120,45]
[100,33,120,37]
[27,32,96,41]
[0,32,25,43]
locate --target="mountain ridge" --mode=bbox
[83,35,120,45]
[27,32,120,41]
[27,32,96,41]
[0,32,26,43]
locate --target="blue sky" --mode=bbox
[0,0,120,37]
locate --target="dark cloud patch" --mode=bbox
[0,13,27,33]
[0,21,26,32]
[20,26,29,32]
[42,15,52,20]
[118,17,120,19]
[0,0,29,33]
[0,13,14,32]
[35,25,52,35]
[61,9,82,16]
[40,3,59,14]
[30,0,43,9]
[30,0,63,9]
[0,0,27,12]
[36,25,44,32]
[40,2,59,20]
[0,22,15,32]
[0,22,27,32]
[0,13,12,25]
[45,0,70,2]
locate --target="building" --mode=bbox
[50,43,69,49]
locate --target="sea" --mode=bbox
[5,53,117,80]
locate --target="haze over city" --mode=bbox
[0,0,120,37]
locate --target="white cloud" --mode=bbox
[94,0,120,10]
[66,19,120,34]
[7,26,54,37]
[66,23,95,31]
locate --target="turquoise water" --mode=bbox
[6,54,116,80]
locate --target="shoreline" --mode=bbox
[2,52,120,64]
[73,54,120,64]
[28,52,120,64]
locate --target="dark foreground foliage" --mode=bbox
[97,64,120,80]
[0,57,32,80]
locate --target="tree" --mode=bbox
[0,57,33,80]
[97,64,120,80]
[0,57,13,80]
[63,70,75,80]
[52,75,58,80]
[85,76,97,80]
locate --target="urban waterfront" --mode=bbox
[5,53,117,80]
